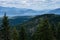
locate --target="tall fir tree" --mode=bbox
[1,13,10,40]
[0,30,3,40]
[12,27,19,40]
[19,26,27,40]
[32,17,54,40]
[57,22,60,40]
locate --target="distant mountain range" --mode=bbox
[0,6,60,26]
[48,8,60,14]
[0,6,45,16]
[0,16,33,26]
[0,6,60,16]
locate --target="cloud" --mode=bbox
[0,0,60,10]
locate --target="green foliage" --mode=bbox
[19,26,27,40]
[57,22,60,40]
[0,14,60,40]
[32,17,56,40]
[1,13,10,40]
[12,27,19,40]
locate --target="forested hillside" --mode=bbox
[16,14,60,40]
[0,14,60,40]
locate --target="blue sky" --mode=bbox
[0,0,60,10]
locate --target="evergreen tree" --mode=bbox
[32,17,54,40]
[57,22,60,40]
[19,26,27,40]
[12,27,19,40]
[0,30,3,40]
[1,13,10,40]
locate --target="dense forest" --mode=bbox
[0,13,60,40]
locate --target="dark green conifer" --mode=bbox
[19,26,27,40]
[12,27,19,40]
[32,17,54,40]
[1,13,10,40]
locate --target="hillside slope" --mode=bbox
[17,14,60,36]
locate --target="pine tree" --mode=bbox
[32,17,54,40]
[1,13,10,40]
[0,30,3,40]
[57,22,60,40]
[19,26,27,40]
[12,27,19,40]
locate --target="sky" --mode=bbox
[0,0,60,10]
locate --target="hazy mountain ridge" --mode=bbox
[0,6,60,26]
[0,6,45,16]
[48,8,60,14]
[0,6,60,16]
